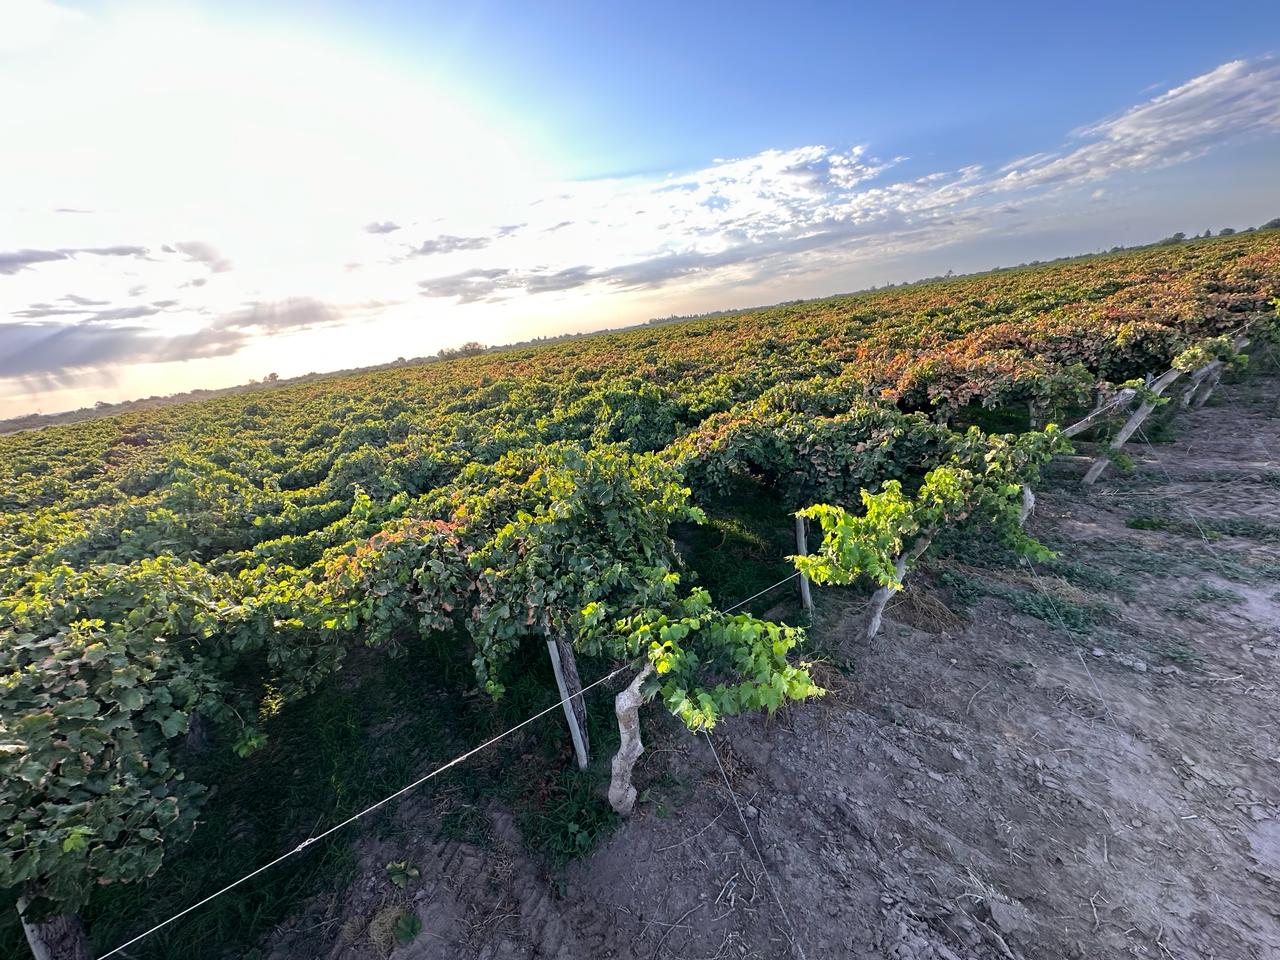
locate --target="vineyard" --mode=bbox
[2,232,1280,958]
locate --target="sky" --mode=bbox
[2,0,1280,418]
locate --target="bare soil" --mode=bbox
[266,373,1280,960]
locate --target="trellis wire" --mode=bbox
[703,729,809,960]
[722,571,801,613]
[96,663,632,960]
[94,571,808,959]
[91,321,1276,958]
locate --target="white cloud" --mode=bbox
[3,44,1279,412]
[998,59,1280,191]
[0,0,84,52]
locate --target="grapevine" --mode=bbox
[1,233,1277,956]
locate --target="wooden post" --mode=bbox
[18,896,92,960]
[545,638,589,770]
[1179,361,1219,408]
[1080,335,1248,485]
[1193,336,1249,409]
[1082,367,1182,486]
[794,515,813,613]
[1192,365,1225,408]
[1061,387,1137,438]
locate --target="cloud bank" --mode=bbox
[3,55,1279,398]
[0,246,149,275]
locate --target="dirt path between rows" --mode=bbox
[269,372,1280,960]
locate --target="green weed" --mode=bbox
[938,569,1104,635]
[1127,514,1177,531]
[515,768,617,866]
[1166,583,1245,620]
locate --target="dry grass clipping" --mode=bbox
[366,903,403,959]
[804,659,856,707]
[886,584,966,634]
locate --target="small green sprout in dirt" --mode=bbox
[393,911,422,944]
[384,861,420,889]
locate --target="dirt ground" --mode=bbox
[265,372,1280,960]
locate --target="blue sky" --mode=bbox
[2,0,1279,417]
[227,0,1280,176]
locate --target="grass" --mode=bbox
[1002,586,1100,632]
[933,525,1132,600]
[1126,514,1177,531]
[1088,535,1267,584]
[1140,414,1181,444]
[514,767,618,867]
[938,569,984,607]
[1142,639,1202,665]
[1189,583,1246,604]
[1166,583,1246,621]
[1128,512,1280,543]
[1124,496,1280,543]
[938,569,1108,637]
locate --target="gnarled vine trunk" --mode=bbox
[863,532,934,642]
[1018,484,1036,527]
[608,663,654,815]
[18,895,93,960]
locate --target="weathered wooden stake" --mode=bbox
[1061,387,1137,438]
[608,663,654,815]
[1184,336,1248,409]
[794,515,813,613]
[1179,361,1219,408]
[545,637,589,770]
[18,895,92,960]
[1192,364,1225,408]
[1082,367,1183,486]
